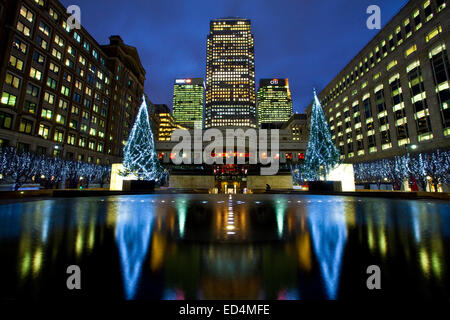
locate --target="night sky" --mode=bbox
[60,0,409,113]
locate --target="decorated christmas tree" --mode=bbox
[303,89,340,180]
[122,96,164,181]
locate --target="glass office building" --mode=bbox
[257,78,293,126]
[173,78,204,129]
[205,18,256,128]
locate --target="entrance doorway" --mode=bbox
[220,181,240,194]
[213,164,249,194]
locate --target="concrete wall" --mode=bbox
[169,175,293,190]
[169,175,215,189]
[247,175,293,190]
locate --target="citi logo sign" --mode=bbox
[270,79,279,85]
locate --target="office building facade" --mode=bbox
[312,0,449,163]
[0,0,145,164]
[257,78,293,126]
[173,78,204,129]
[205,18,256,128]
[151,104,183,142]
[282,113,309,142]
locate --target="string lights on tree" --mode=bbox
[0,147,110,190]
[122,96,165,182]
[354,150,449,192]
[302,89,340,181]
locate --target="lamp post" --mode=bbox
[406,144,418,152]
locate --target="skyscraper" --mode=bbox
[205,18,256,128]
[173,78,204,129]
[257,79,293,126]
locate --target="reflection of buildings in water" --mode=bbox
[200,245,262,299]
[150,231,166,272]
[296,232,312,273]
[344,200,357,230]
[162,196,306,299]
[275,198,287,238]
[286,207,313,273]
[113,196,446,299]
[201,275,262,300]
[307,199,347,299]
[175,198,188,238]
[15,199,100,285]
[17,201,52,281]
[115,200,154,300]
[408,202,445,280]
[214,196,248,241]
[203,245,259,277]
[366,200,389,256]
[162,239,302,300]
[364,200,446,281]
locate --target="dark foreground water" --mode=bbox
[0,194,449,300]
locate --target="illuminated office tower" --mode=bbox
[173,78,204,129]
[205,18,256,128]
[257,79,293,126]
[152,104,185,142]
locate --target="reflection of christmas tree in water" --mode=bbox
[115,200,154,299]
[303,90,340,181]
[122,96,165,181]
[308,201,347,299]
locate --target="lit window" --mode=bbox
[1,92,17,107]
[405,44,417,57]
[426,25,442,42]
[20,6,34,22]
[38,124,50,139]
[5,73,21,89]
[16,21,31,37]
[387,60,398,71]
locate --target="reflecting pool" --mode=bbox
[0,194,449,300]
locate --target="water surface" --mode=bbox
[0,194,449,300]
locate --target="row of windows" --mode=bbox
[322,0,446,107]
[330,48,449,157]
[7,52,110,109]
[0,111,104,152]
[1,93,106,132]
[12,29,110,85]
[19,3,107,66]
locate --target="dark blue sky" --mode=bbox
[61,0,408,113]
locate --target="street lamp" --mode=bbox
[405,144,418,152]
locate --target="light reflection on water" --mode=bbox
[308,201,347,299]
[115,200,154,299]
[0,194,449,300]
